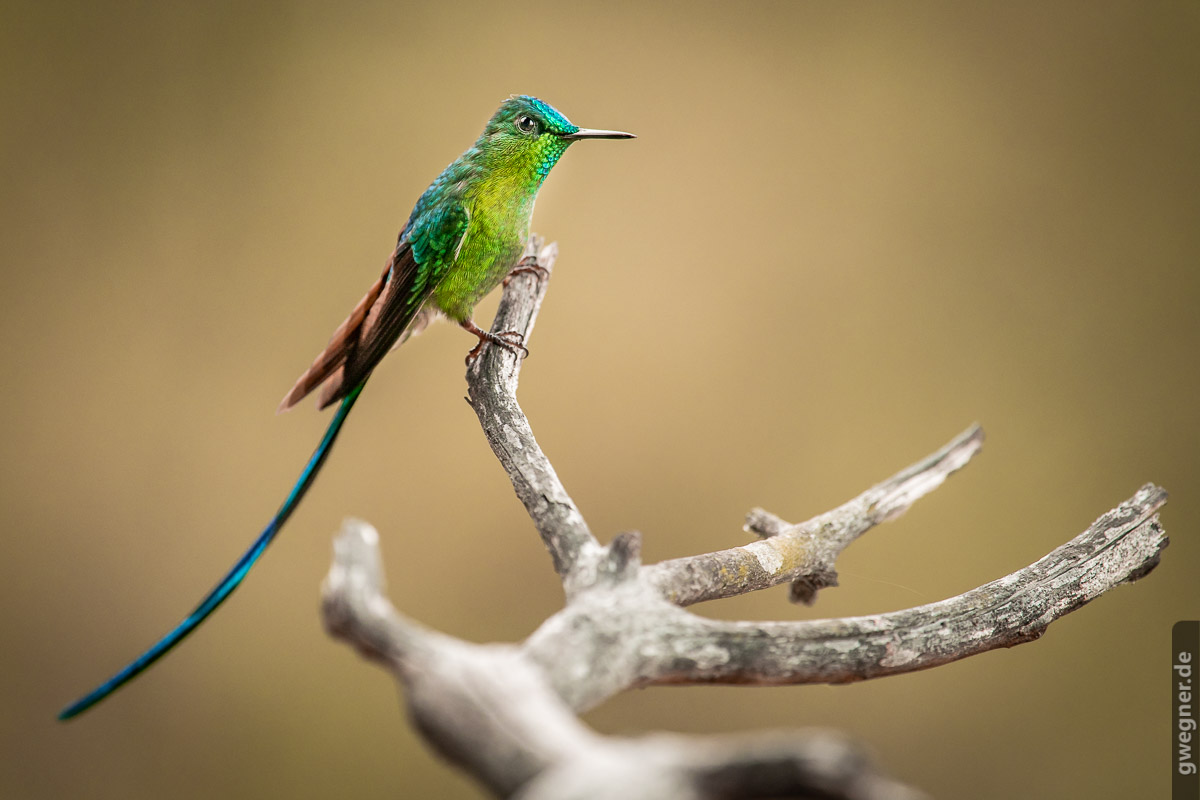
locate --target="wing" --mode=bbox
[278,200,469,411]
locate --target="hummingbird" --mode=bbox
[59,95,634,719]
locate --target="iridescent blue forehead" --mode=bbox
[512,95,579,136]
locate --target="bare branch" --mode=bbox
[320,517,436,666]
[516,729,923,800]
[464,235,603,590]
[671,730,927,800]
[322,519,600,796]
[322,520,918,800]
[642,425,985,606]
[643,484,1167,687]
[321,238,1169,799]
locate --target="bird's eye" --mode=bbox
[516,115,538,135]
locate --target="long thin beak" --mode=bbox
[560,128,636,140]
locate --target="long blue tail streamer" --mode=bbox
[59,382,366,720]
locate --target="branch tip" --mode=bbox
[599,531,643,583]
[745,508,791,538]
[789,570,839,606]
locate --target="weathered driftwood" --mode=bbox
[320,236,1169,800]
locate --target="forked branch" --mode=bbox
[321,237,1168,799]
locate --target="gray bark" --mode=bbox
[320,235,1169,799]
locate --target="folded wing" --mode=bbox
[278,201,469,412]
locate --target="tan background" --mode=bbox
[2,2,1197,798]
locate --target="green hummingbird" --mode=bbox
[59,95,634,720]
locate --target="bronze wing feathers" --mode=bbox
[277,242,419,412]
[278,197,470,412]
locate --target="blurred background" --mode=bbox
[2,1,1197,797]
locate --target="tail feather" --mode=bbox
[277,264,389,413]
[58,381,367,720]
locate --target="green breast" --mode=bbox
[430,176,537,321]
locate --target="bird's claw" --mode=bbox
[503,256,550,287]
[465,330,529,365]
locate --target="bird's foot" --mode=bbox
[461,319,529,364]
[503,256,550,287]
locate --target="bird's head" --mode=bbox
[474,95,634,185]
